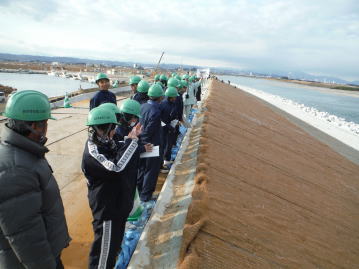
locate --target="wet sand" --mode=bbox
[179,79,359,268]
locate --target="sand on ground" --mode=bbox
[179,79,359,268]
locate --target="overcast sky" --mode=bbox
[0,0,358,80]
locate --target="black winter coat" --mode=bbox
[82,138,139,221]
[0,125,71,269]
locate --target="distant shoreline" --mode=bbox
[221,74,359,98]
[265,76,359,98]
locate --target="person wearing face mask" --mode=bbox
[160,86,180,173]
[131,80,149,105]
[99,102,153,154]
[89,73,117,110]
[137,84,164,205]
[82,106,142,269]
[0,90,71,269]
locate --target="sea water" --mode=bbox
[219,75,359,125]
[0,72,94,97]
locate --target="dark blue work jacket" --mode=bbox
[175,95,184,121]
[89,90,117,110]
[131,92,149,105]
[139,100,162,146]
[160,98,178,128]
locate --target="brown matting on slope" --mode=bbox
[178,79,359,269]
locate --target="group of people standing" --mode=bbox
[0,71,203,269]
[83,71,203,268]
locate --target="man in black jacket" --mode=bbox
[82,106,141,269]
[0,90,70,269]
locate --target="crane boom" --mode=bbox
[155,52,165,72]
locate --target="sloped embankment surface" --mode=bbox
[179,80,359,268]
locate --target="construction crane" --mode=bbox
[154,52,165,73]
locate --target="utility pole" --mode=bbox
[155,52,165,73]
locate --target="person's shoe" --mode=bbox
[160,165,170,173]
[160,163,171,173]
[151,194,159,201]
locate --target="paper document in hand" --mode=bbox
[140,145,160,158]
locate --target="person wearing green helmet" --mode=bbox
[182,73,190,81]
[129,75,141,94]
[167,77,180,88]
[159,87,181,173]
[137,83,164,204]
[171,72,177,77]
[90,72,117,110]
[131,80,149,105]
[154,74,160,82]
[0,90,70,269]
[160,74,168,87]
[98,102,122,126]
[82,106,142,269]
[155,81,164,89]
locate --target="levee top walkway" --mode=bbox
[179,80,359,268]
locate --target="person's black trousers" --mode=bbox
[137,155,162,202]
[163,128,177,162]
[88,218,127,269]
[56,255,64,269]
[196,85,202,101]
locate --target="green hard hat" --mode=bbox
[154,74,160,80]
[182,74,189,80]
[148,84,164,98]
[175,75,181,81]
[3,90,55,121]
[86,106,118,126]
[171,72,177,77]
[160,74,168,81]
[167,78,180,88]
[95,73,109,83]
[98,102,120,114]
[137,80,150,93]
[189,76,195,82]
[129,75,141,85]
[181,80,188,88]
[155,81,164,89]
[120,99,141,118]
[165,87,179,98]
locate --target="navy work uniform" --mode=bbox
[137,100,162,202]
[131,92,149,105]
[114,125,131,141]
[90,90,117,110]
[82,137,139,269]
[160,97,178,162]
[114,125,146,154]
[174,94,184,143]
